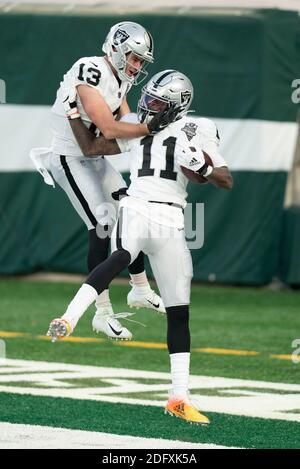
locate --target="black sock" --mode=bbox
[128,251,145,275]
[166,305,190,354]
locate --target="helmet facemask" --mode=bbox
[137,92,170,124]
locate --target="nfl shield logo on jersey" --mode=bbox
[113,29,130,45]
[181,122,198,141]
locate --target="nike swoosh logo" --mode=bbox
[147,299,160,309]
[108,323,122,336]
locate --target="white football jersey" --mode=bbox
[117,114,227,209]
[51,56,131,157]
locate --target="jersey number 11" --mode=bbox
[138,135,177,181]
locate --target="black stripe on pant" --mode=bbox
[60,155,97,228]
[116,207,123,250]
[116,207,145,274]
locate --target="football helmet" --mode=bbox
[137,70,193,125]
[102,22,154,85]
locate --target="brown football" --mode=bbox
[180,151,213,184]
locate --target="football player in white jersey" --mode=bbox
[49,22,169,342]
[48,70,232,424]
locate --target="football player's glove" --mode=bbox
[147,104,180,134]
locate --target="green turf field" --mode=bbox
[0,279,300,448]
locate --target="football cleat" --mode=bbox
[165,397,210,425]
[46,318,73,343]
[127,283,166,314]
[92,308,133,341]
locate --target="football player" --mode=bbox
[48,70,232,424]
[49,22,167,341]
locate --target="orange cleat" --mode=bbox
[165,397,210,425]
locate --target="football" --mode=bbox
[180,151,213,184]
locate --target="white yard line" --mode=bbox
[0,422,235,449]
[1,359,300,423]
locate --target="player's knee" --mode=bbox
[113,249,131,268]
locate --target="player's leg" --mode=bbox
[101,159,165,314]
[82,157,133,337]
[88,206,148,339]
[148,229,209,425]
[87,228,123,336]
[147,229,192,399]
[47,205,146,341]
[49,154,131,339]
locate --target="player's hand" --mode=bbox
[147,104,180,134]
[61,77,80,120]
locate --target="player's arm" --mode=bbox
[77,85,146,139]
[194,150,233,190]
[205,162,233,190]
[69,117,121,157]
[76,85,155,139]
[77,85,174,139]
[179,143,233,190]
[196,120,233,189]
[119,97,131,118]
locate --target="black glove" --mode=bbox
[147,104,180,134]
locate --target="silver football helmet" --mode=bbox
[102,22,154,85]
[137,70,194,125]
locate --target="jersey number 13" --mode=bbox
[78,63,101,87]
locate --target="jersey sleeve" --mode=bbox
[115,113,139,153]
[196,118,227,168]
[176,136,207,173]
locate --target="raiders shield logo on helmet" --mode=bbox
[181,122,198,141]
[113,29,130,45]
[181,90,192,106]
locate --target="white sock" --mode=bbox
[170,352,190,400]
[95,289,112,312]
[130,271,151,291]
[62,283,98,330]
